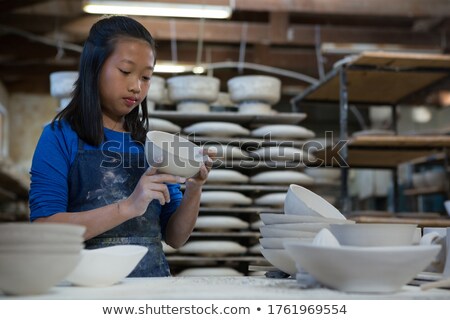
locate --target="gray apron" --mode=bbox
[67,138,171,277]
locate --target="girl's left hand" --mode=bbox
[185,147,216,188]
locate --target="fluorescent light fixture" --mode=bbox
[153,62,204,74]
[83,1,232,19]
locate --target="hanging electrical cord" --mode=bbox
[169,19,178,64]
[238,22,248,74]
[314,25,325,80]
[0,24,83,53]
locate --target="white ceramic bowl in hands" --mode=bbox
[0,251,81,295]
[227,75,281,105]
[167,75,220,103]
[145,130,204,178]
[283,241,441,293]
[65,245,148,287]
[284,184,346,219]
[329,223,418,246]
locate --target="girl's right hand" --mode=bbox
[119,167,185,218]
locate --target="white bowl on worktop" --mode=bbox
[65,245,148,287]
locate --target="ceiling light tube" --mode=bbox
[83,1,232,19]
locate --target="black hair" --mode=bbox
[53,15,156,146]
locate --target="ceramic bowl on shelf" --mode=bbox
[251,125,315,139]
[206,169,249,184]
[146,75,165,103]
[227,75,281,105]
[65,245,148,287]
[178,240,247,256]
[148,118,181,133]
[177,267,244,277]
[250,171,314,185]
[183,121,250,137]
[254,193,286,207]
[203,144,249,160]
[284,184,346,219]
[194,216,249,231]
[49,71,78,98]
[329,223,418,246]
[200,191,252,207]
[176,101,210,113]
[283,241,441,293]
[145,130,204,178]
[237,101,273,114]
[167,75,220,103]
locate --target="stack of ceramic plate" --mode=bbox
[0,222,85,295]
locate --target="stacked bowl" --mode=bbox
[0,222,85,295]
[283,223,441,293]
[259,184,354,277]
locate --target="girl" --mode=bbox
[29,15,212,277]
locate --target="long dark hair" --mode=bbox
[53,15,156,146]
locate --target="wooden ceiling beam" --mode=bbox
[62,16,445,48]
[234,0,450,18]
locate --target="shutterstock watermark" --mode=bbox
[100,131,349,170]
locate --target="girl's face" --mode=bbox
[99,37,155,123]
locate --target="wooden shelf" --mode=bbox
[294,52,450,105]
[149,111,307,127]
[404,186,446,196]
[315,135,450,168]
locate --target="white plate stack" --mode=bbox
[0,222,85,296]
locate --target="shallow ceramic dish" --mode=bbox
[65,245,148,287]
[259,226,317,238]
[251,125,315,139]
[250,171,314,185]
[148,118,181,133]
[227,75,281,105]
[49,71,78,98]
[206,169,249,184]
[176,101,210,113]
[184,121,250,137]
[0,222,86,244]
[260,248,297,276]
[167,75,220,103]
[260,237,313,249]
[254,193,286,207]
[204,144,249,160]
[194,216,249,230]
[259,213,354,225]
[262,222,329,233]
[0,251,81,295]
[178,240,247,256]
[200,191,252,207]
[283,242,441,293]
[329,223,418,246]
[145,130,204,178]
[237,101,273,114]
[249,146,313,162]
[284,184,346,219]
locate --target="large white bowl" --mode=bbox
[260,248,297,276]
[227,75,281,105]
[283,242,441,293]
[65,245,148,287]
[0,242,84,253]
[284,184,346,219]
[145,130,204,178]
[260,213,355,225]
[0,252,81,295]
[167,75,220,103]
[329,223,418,246]
[263,222,330,233]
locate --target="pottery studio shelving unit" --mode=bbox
[291,51,450,227]
[149,110,339,275]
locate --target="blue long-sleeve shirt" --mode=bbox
[29,120,182,236]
